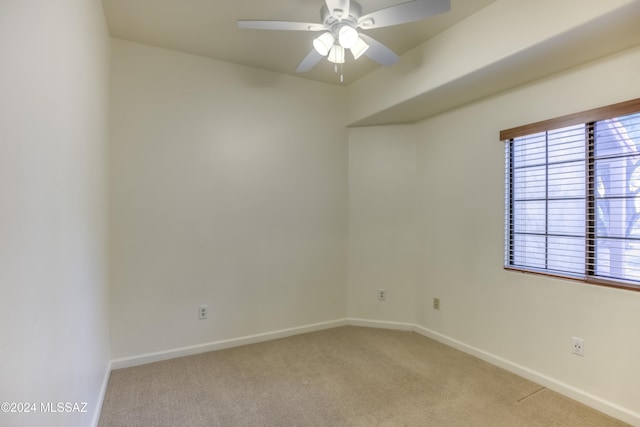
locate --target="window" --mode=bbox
[502,98,640,291]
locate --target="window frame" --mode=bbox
[501,98,640,292]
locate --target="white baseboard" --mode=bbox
[91,360,112,427]
[110,318,349,370]
[411,324,640,426]
[347,318,414,331]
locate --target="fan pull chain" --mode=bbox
[333,63,344,83]
[333,64,344,83]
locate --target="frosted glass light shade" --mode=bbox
[338,26,358,49]
[313,32,334,56]
[327,45,345,64]
[350,37,369,59]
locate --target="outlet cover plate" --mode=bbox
[198,305,208,320]
[572,337,584,356]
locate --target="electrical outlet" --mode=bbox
[572,337,584,356]
[198,305,208,320]
[433,297,440,310]
[378,289,386,301]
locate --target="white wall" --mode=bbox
[0,1,111,427]
[414,45,640,420]
[348,126,417,323]
[109,40,348,360]
[349,46,640,422]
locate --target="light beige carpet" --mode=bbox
[99,326,628,426]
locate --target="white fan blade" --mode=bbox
[325,0,350,20]
[358,34,399,66]
[296,49,325,72]
[238,20,326,31]
[358,0,450,29]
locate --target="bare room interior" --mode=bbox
[2,0,640,426]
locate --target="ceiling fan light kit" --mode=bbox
[338,25,359,49]
[313,32,335,56]
[238,0,451,80]
[328,45,345,64]
[350,37,369,59]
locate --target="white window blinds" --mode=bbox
[504,101,640,291]
[593,114,640,283]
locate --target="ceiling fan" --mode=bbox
[238,0,451,78]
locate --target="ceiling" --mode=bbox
[102,0,496,85]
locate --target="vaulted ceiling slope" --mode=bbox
[347,0,640,126]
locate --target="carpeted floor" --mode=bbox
[98,326,628,426]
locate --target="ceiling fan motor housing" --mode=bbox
[321,1,362,29]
